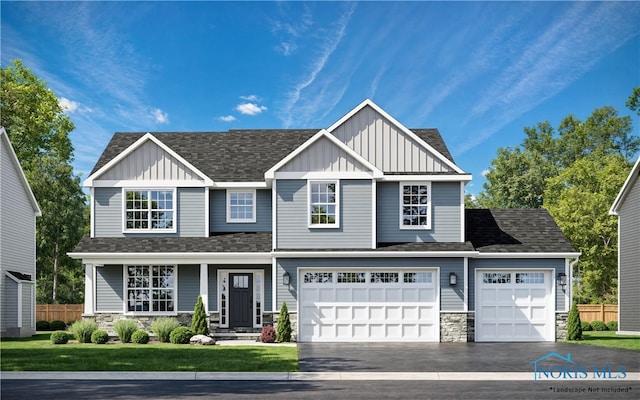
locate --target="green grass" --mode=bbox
[1,333,298,372]
[567,330,640,351]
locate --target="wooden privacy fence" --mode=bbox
[36,304,84,322]
[577,304,617,323]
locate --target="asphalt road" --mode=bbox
[2,379,638,400]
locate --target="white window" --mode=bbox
[126,265,175,313]
[400,182,431,229]
[124,189,176,232]
[309,181,339,227]
[227,190,256,223]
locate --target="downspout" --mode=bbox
[568,255,580,309]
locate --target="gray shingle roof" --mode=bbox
[466,209,577,253]
[90,128,458,182]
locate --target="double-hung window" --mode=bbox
[124,189,176,232]
[126,265,175,313]
[309,181,339,227]
[400,182,431,229]
[226,190,256,223]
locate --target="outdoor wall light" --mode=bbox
[557,272,567,288]
[283,271,290,286]
[449,272,457,286]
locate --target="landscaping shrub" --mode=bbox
[581,321,593,331]
[113,319,139,343]
[606,321,618,331]
[260,324,276,343]
[169,327,193,344]
[566,303,582,341]
[91,330,109,344]
[151,317,180,343]
[131,330,150,344]
[69,319,99,343]
[276,302,292,343]
[67,320,78,327]
[191,295,209,336]
[50,331,69,344]
[591,320,608,331]
[36,320,50,331]
[50,320,67,331]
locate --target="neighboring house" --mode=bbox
[609,156,640,335]
[1,127,41,338]
[69,99,579,342]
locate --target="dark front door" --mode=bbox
[229,273,253,327]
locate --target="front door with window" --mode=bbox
[229,273,253,327]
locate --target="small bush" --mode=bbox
[50,331,69,344]
[566,303,582,341]
[36,320,50,331]
[581,321,593,331]
[607,321,618,331]
[191,295,209,336]
[260,324,276,343]
[132,330,150,344]
[169,327,193,344]
[591,320,608,331]
[69,319,99,343]
[91,330,109,344]
[113,319,139,343]
[50,320,67,331]
[276,302,292,343]
[151,317,180,343]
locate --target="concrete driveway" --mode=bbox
[297,342,640,372]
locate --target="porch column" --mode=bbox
[84,263,95,315]
[200,263,208,313]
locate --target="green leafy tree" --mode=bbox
[626,85,640,116]
[566,303,583,341]
[276,302,292,343]
[191,295,209,335]
[1,59,87,304]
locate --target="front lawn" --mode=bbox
[1,333,298,372]
[567,331,640,351]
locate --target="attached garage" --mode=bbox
[298,269,439,342]
[475,270,555,342]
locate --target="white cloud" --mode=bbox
[275,42,296,56]
[236,103,267,116]
[59,97,79,112]
[219,115,236,122]
[151,108,169,124]
[240,94,260,102]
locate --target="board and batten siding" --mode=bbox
[93,187,205,237]
[275,258,464,312]
[276,180,372,249]
[95,266,124,312]
[331,105,452,173]
[279,136,368,173]
[177,265,200,312]
[377,182,462,243]
[618,175,640,332]
[209,189,272,232]
[468,258,566,312]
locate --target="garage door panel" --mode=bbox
[369,288,385,301]
[531,289,546,300]
[419,288,436,302]
[386,289,402,302]
[352,288,368,301]
[319,289,334,301]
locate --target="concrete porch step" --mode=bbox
[211,332,261,341]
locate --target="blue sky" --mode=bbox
[2,1,639,194]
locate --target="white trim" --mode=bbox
[476,252,581,259]
[460,181,466,243]
[200,263,209,314]
[204,189,210,237]
[610,155,640,214]
[214,182,268,189]
[371,179,377,249]
[272,258,278,313]
[0,127,41,215]
[399,182,432,230]
[122,188,177,234]
[84,133,214,187]
[381,175,472,182]
[274,171,374,180]
[17,283,23,328]
[308,180,340,228]
[91,180,207,188]
[265,129,383,180]
[122,264,178,315]
[84,264,95,315]
[90,187,95,238]
[226,189,257,223]
[272,180,277,250]
[463,257,469,312]
[326,99,466,174]
[274,251,479,258]
[616,330,640,335]
[69,253,273,265]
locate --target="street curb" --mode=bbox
[3,371,639,381]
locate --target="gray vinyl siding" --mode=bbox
[208,265,218,312]
[276,180,372,249]
[3,277,18,329]
[275,258,464,311]
[96,266,124,312]
[22,284,33,330]
[618,176,640,332]
[210,189,272,232]
[177,265,200,312]
[468,258,566,312]
[93,187,205,237]
[377,182,462,243]
[207,265,272,313]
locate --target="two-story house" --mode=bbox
[70,99,579,342]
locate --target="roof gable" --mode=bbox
[0,127,41,216]
[610,156,640,214]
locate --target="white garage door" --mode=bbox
[299,269,439,342]
[476,270,554,342]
